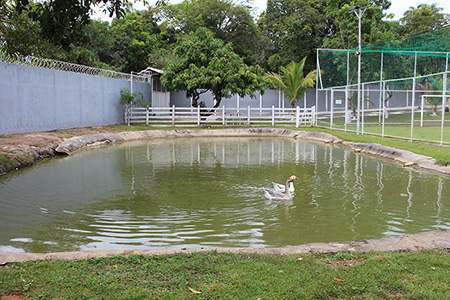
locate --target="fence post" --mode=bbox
[197,106,201,126]
[124,105,128,125]
[272,105,275,126]
[311,106,316,126]
[222,105,226,126]
[127,106,131,126]
[330,88,334,130]
[296,106,300,128]
[146,107,149,125]
[247,106,251,126]
[441,71,447,145]
[172,105,175,127]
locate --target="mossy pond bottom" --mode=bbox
[0,137,449,253]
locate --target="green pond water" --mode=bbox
[0,137,449,253]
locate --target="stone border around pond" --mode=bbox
[1,128,449,264]
[54,128,450,176]
[1,230,450,264]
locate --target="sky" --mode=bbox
[93,0,450,21]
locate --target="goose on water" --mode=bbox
[264,175,298,200]
[272,175,296,193]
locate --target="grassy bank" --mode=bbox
[300,127,450,166]
[1,250,449,299]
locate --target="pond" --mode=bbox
[0,137,449,253]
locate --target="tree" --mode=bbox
[400,4,450,37]
[260,0,329,73]
[0,1,55,56]
[110,10,170,72]
[161,28,265,111]
[157,0,264,66]
[13,0,142,48]
[322,0,394,50]
[263,57,316,108]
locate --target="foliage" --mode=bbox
[161,28,265,109]
[13,0,140,48]
[119,87,144,107]
[400,4,450,37]
[0,1,57,56]
[263,57,316,108]
[1,250,450,299]
[322,0,396,50]
[260,0,329,73]
[157,0,264,66]
[109,10,172,73]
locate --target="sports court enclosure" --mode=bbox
[316,27,450,145]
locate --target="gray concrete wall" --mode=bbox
[170,89,311,109]
[0,62,150,134]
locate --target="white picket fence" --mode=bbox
[125,106,316,127]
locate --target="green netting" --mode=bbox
[362,27,450,55]
[318,27,450,90]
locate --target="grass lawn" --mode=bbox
[317,111,450,144]
[1,250,449,299]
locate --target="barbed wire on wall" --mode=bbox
[0,51,149,83]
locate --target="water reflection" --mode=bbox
[0,137,449,253]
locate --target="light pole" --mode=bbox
[349,4,374,135]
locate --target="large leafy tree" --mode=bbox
[322,0,394,50]
[263,57,316,108]
[157,0,264,65]
[161,28,265,110]
[109,10,171,72]
[0,0,56,56]
[260,0,329,73]
[13,0,143,49]
[399,4,450,37]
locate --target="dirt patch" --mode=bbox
[0,126,120,175]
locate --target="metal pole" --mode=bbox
[441,72,447,145]
[356,9,362,135]
[350,4,373,134]
[330,88,334,129]
[379,52,383,124]
[410,52,418,141]
[382,81,386,137]
[315,49,319,127]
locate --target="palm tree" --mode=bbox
[263,57,316,108]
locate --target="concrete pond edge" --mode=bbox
[2,230,450,264]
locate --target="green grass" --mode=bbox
[298,127,450,166]
[318,111,450,144]
[1,250,449,299]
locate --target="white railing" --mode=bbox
[125,106,316,127]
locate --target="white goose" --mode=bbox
[264,175,298,200]
[272,175,296,193]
